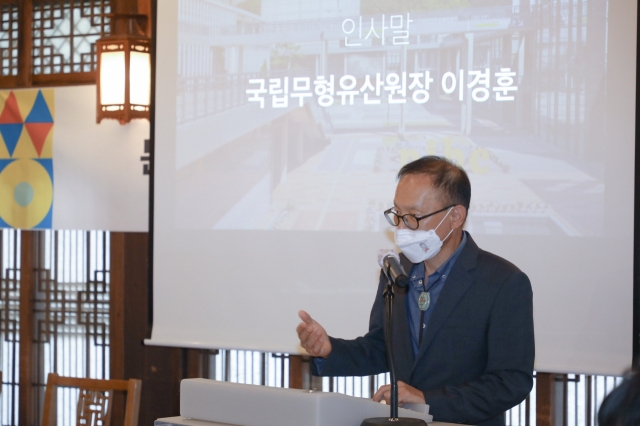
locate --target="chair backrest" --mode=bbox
[42,373,142,426]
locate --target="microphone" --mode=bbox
[378,249,410,288]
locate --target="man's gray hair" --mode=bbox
[397,155,471,210]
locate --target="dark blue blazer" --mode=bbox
[312,234,535,426]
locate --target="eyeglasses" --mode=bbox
[383,205,455,230]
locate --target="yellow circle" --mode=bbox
[0,159,53,228]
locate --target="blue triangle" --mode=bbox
[34,203,53,229]
[0,214,10,229]
[0,123,23,156]
[25,91,53,123]
[33,158,54,229]
[0,159,12,174]
[34,158,54,182]
[0,161,12,226]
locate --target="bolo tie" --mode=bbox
[417,276,440,346]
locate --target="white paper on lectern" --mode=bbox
[180,379,433,426]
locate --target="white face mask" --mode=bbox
[394,207,454,263]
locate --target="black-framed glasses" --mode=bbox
[383,205,455,230]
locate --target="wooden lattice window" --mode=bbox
[0,0,112,88]
[0,1,19,80]
[0,230,112,426]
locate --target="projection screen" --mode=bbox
[151,0,637,376]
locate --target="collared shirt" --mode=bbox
[314,232,467,373]
[406,231,467,356]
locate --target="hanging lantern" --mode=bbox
[96,15,151,124]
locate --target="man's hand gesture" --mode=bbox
[296,310,332,358]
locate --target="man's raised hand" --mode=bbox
[296,310,332,358]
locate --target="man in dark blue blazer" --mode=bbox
[297,156,534,426]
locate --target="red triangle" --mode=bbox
[24,123,53,156]
[0,92,23,124]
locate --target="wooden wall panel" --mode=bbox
[16,0,32,87]
[289,355,304,389]
[110,232,182,425]
[536,372,555,426]
[18,231,36,426]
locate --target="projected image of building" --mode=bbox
[174,0,606,236]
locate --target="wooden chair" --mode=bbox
[42,373,142,426]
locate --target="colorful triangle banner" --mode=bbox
[0,89,54,230]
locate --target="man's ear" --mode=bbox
[450,205,467,229]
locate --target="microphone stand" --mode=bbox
[360,278,428,426]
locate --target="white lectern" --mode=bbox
[154,379,445,426]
